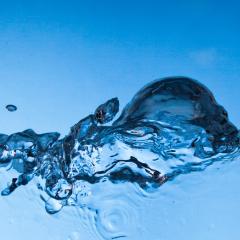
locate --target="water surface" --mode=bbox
[0,77,239,240]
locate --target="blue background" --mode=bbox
[0,0,239,135]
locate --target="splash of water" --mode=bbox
[0,77,239,239]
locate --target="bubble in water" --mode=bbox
[5,104,17,112]
[113,77,239,152]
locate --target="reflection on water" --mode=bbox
[0,77,239,239]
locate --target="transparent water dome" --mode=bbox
[0,77,239,240]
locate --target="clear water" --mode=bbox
[0,77,239,240]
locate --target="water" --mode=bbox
[5,104,17,112]
[0,77,239,239]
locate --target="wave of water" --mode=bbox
[0,77,239,239]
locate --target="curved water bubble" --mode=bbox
[113,77,239,152]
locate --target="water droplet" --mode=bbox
[6,104,17,112]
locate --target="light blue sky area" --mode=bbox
[0,0,239,136]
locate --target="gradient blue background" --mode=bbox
[0,0,239,136]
